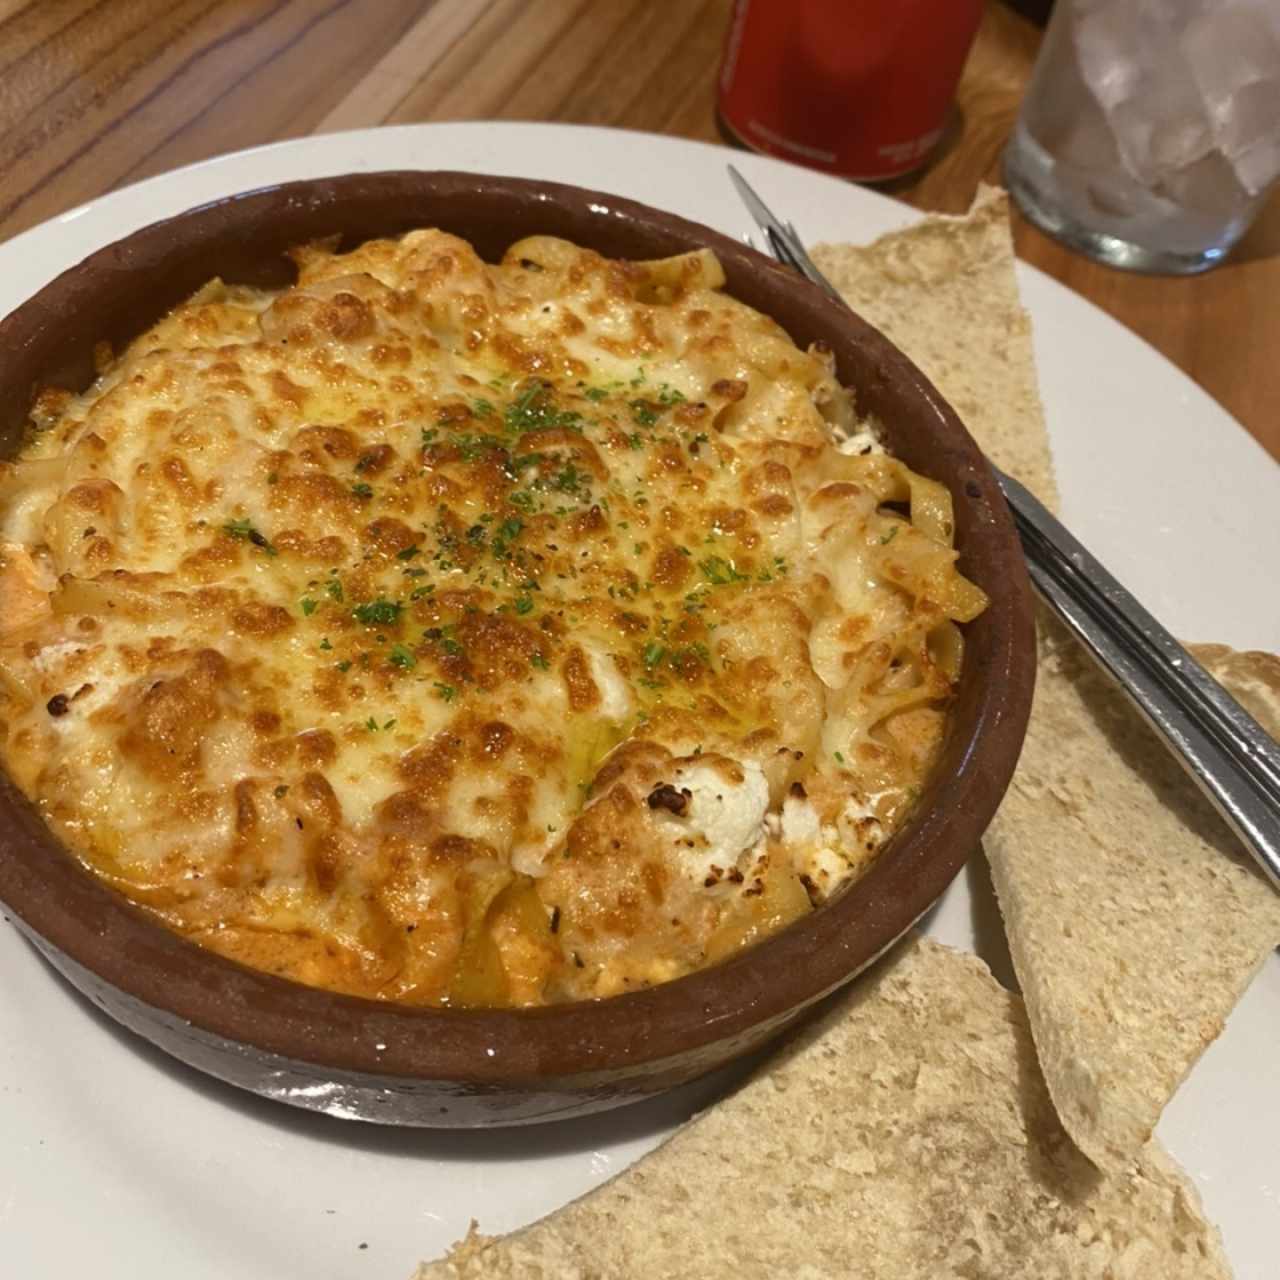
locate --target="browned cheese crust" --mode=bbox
[0,230,984,1006]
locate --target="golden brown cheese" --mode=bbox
[0,230,985,1006]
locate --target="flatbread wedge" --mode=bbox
[986,631,1280,1169]
[819,189,1280,1171]
[414,936,1229,1279]
[811,185,1059,510]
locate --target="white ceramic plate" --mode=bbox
[1,124,1276,1280]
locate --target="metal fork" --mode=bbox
[728,164,1280,892]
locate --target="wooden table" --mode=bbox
[0,0,1275,459]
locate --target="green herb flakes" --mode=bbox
[629,400,658,428]
[352,599,403,626]
[389,643,417,670]
[699,555,748,586]
[223,517,277,556]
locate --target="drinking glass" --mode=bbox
[1003,0,1280,274]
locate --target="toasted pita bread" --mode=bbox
[812,185,1059,511]
[1191,645,1280,735]
[987,629,1280,1169]
[814,188,1280,1170]
[415,937,1228,1279]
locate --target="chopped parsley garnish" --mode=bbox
[514,594,534,616]
[879,525,900,545]
[531,653,550,670]
[642,641,666,669]
[350,482,374,500]
[629,400,659,428]
[674,642,710,668]
[426,625,464,657]
[834,751,846,764]
[491,516,523,559]
[471,398,496,418]
[325,578,344,601]
[396,545,421,561]
[582,386,609,402]
[223,517,277,556]
[434,682,458,702]
[389,643,417,670]
[551,463,585,494]
[352,599,402,626]
[504,380,584,435]
[452,434,505,462]
[336,660,352,673]
[319,637,333,651]
[699,555,749,585]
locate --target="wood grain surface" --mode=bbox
[0,0,1275,458]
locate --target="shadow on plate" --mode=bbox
[17,931,759,1161]
[966,851,1020,993]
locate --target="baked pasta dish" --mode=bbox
[0,229,986,1008]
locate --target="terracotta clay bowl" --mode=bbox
[0,172,1035,1127]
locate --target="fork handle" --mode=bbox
[1000,469,1280,891]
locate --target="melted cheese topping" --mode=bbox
[0,230,986,1006]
